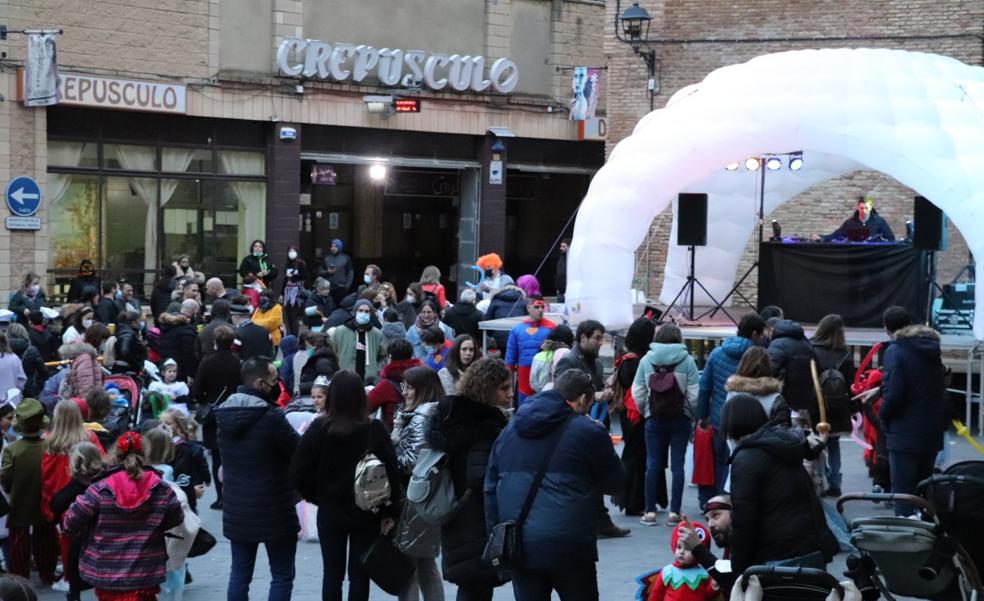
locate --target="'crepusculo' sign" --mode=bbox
[57,74,186,114]
[276,38,519,94]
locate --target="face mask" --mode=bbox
[306,348,314,357]
[115,290,123,300]
[405,294,416,303]
[363,274,373,284]
[253,250,263,257]
[82,319,94,329]
[28,285,40,296]
[288,250,298,260]
[265,380,281,403]
[484,269,494,278]
[355,312,371,326]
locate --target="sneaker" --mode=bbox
[640,512,660,526]
[598,523,632,538]
[51,580,70,592]
[666,512,683,526]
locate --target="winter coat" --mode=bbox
[420,283,448,309]
[331,322,386,383]
[41,433,105,523]
[0,433,44,528]
[406,320,455,361]
[811,341,856,430]
[94,297,122,326]
[319,251,354,292]
[281,258,309,293]
[8,291,46,325]
[298,347,339,396]
[67,275,100,303]
[0,351,27,403]
[631,342,700,421]
[58,341,102,400]
[303,292,336,328]
[157,312,198,381]
[728,426,835,573]
[767,320,817,412]
[62,466,183,591]
[236,321,273,361]
[697,336,754,428]
[29,325,59,363]
[880,325,946,454]
[367,358,421,431]
[196,316,232,361]
[9,337,46,399]
[290,418,402,529]
[215,386,300,542]
[442,301,483,340]
[555,344,604,392]
[190,349,241,449]
[252,304,284,347]
[822,208,895,242]
[172,439,211,505]
[393,401,438,474]
[112,323,147,373]
[238,253,278,288]
[725,376,791,428]
[426,395,509,586]
[484,286,527,349]
[485,391,625,571]
[150,281,174,320]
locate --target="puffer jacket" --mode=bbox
[697,336,754,428]
[767,320,816,412]
[880,325,946,454]
[215,387,299,542]
[484,286,526,348]
[442,301,483,340]
[724,376,791,427]
[631,342,700,420]
[298,347,339,395]
[112,323,147,373]
[484,390,624,572]
[58,341,102,400]
[728,426,836,573]
[157,312,198,381]
[393,401,438,474]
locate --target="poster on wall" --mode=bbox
[569,67,601,121]
[24,33,59,107]
[311,164,337,185]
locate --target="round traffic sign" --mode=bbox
[5,176,42,217]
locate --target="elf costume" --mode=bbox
[643,521,719,601]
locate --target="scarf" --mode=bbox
[414,312,437,334]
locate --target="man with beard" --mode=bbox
[317,239,354,306]
[677,495,735,593]
[555,239,569,302]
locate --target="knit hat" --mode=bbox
[670,520,711,552]
[352,299,373,314]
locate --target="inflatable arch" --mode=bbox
[567,48,984,338]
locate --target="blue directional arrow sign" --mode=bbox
[5,176,42,217]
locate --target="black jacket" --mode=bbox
[281,258,309,292]
[290,418,402,529]
[880,325,946,454]
[426,395,509,587]
[67,275,100,303]
[303,292,336,328]
[171,439,211,512]
[728,426,836,573]
[150,281,175,319]
[157,313,198,382]
[235,321,273,361]
[112,324,147,373]
[196,317,232,361]
[822,208,895,242]
[215,386,299,542]
[94,297,122,326]
[555,344,605,392]
[238,253,278,288]
[442,301,484,340]
[555,251,567,293]
[190,349,241,449]
[767,320,816,413]
[9,337,47,399]
[298,348,339,395]
[484,286,526,349]
[8,291,46,326]
[28,326,59,363]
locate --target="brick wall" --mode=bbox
[605,0,984,307]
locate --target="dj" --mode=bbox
[817,196,895,242]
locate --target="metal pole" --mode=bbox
[758,161,766,243]
[689,245,696,318]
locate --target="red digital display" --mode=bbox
[393,98,421,113]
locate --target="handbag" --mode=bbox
[187,527,216,558]
[482,414,574,572]
[360,533,416,595]
[194,387,227,427]
[691,422,715,486]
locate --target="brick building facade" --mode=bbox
[604,0,984,306]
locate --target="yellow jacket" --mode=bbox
[252,304,284,347]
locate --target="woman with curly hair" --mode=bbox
[426,358,512,600]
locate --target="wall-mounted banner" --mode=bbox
[24,33,58,107]
[276,38,519,94]
[569,67,601,121]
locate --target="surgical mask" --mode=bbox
[355,312,371,326]
[253,250,262,257]
[82,318,94,329]
[405,294,416,303]
[306,348,314,357]
[363,274,373,284]
[288,250,298,260]
[115,290,123,300]
[28,285,40,296]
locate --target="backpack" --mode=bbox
[406,448,471,526]
[353,427,392,513]
[647,362,685,419]
[818,351,853,433]
[529,349,555,393]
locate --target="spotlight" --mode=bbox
[725,162,739,171]
[369,164,387,181]
[765,156,782,171]
[745,157,761,171]
[789,153,804,171]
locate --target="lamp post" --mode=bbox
[615,1,658,111]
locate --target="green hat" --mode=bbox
[15,398,44,423]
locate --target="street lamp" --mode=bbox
[615,1,658,110]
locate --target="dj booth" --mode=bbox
[758,242,928,327]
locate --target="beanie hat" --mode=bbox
[670,520,711,552]
[352,299,373,314]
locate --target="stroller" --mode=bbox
[729,566,860,600]
[918,461,984,584]
[838,493,983,601]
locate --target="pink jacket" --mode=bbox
[58,341,103,399]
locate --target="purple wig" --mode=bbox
[516,274,542,298]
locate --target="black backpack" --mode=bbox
[647,363,685,419]
[818,351,853,433]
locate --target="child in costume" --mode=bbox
[645,520,720,601]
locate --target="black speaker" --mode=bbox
[678,193,708,246]
[913,195,948,251]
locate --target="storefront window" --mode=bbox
[218,150,265,176]
[102,177,151,279]
[48,141,96,168]
[49,176,100,270]
[164,147,210,173]
[104,144,157,171]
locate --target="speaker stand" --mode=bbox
[662,246,736,325]
[702,261,756,320]
[926,250,974,330]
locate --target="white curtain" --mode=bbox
[220,152,267,259]
[47,141,86,206]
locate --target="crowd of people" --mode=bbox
[0,236,952,601]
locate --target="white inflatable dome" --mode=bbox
[567,48,984,337]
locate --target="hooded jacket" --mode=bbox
[485,391,625,572]
[319,241,354,291]
[767,321,817,413]
[58,340,102,400]
[632,342,700,421]
[442,301,484,340]
[728,426,835,573]
[62,466,183,591]
[9,337,46,398]
[822,208,895,242]
[696,336,754,428]
[724,376,791,427]
[367,358,422,431]
[215,386,300,542]
[880,325,946,454]
[157,312,198,381]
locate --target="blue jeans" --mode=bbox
[228,536,297,601]
[644,416,691,513]
[889,450,936,517]
[698,427,730,507]
[826,435,842,489]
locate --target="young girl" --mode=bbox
[50,443,105,601]
[149,359,191,413]
[62,431,184,601]
[160,410,210,513]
